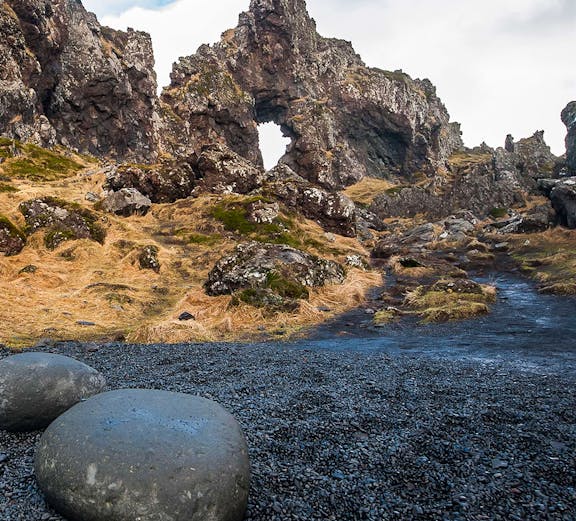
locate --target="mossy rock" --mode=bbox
[138,245,161,273]
[0,214,26,256]
[19,197,106,250]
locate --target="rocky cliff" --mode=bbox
[0,0,158,160]
[562,101,576,174]
[161,0,462,190]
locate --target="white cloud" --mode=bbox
[88,0,575,155]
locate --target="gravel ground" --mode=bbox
[1,341,575,521]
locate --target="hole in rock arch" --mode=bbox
[257,122,291,171]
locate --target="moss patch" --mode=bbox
[0,140,83,181]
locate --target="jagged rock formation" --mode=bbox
[562,101,576,174]
[0,0,158,160]
[161,0,462,190]
[370,133,557,220]
[539,177,576,229]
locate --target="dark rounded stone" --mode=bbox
[35,389,250,521]
[0,352,106,432]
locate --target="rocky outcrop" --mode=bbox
[549,178,576,228]
[562,101,576,174]
[370,134,558,221]
[0,0,158,160]
[105,160,197,204]
[205,242,345,311]
[161,0,462,190]
[19,197,106,249]
[0,215,26,256]
[262,165,357,236]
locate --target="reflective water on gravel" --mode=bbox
[296,274,576,370]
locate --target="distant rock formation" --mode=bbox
[561,101,576,174]
[0,0,158,160]
[161,0,462,190]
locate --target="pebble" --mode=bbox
[1,342,575,521]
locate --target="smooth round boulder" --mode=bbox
[35,389,250,521]
[0,352,106,432]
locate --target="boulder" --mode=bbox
[101,188,152,217]
[105,160,197,204]
[19,197,106,249]
[0,352,106,432]
[35,389,250,521]
[194,143,266,195]
[205,242,345,309]
[0,215,26,256]
[550,178,576,228]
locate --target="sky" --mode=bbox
[84,0,575,168]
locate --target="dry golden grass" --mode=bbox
[509,227,576,294]
[404,282,496,323]
[343,177,396,206]
[0,158,380,347]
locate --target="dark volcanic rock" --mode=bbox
[561,101,576,174]
[194,142,266,195]
[205,242,345,309]
[19,197,106,249]
[138,245,160,273]
[263,165,357,236]
[100,188,152,217]
[0,0,158,160]
[550,178,576,228]
[0,352,106,432]
[0,215,26,256]
[161,0,462,190]
[105,160,197,204]
[35,389,250,521]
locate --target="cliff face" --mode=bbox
[562,101,576,174]
[161,0,462,189]
[0,0,158,161]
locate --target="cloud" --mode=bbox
[88,0,575,155]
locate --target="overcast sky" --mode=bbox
[84,0,575,167]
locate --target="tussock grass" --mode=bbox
[0,150,379,346]
[405,282,496,323]
[343,177,396,206]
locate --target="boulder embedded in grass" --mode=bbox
[35,389,250,521]
[0,352,106,432]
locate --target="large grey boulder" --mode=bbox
[35,389,250,521]
[100,188,152,217]
[0,352,106,432]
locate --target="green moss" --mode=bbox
[185,232,221,246]
[45,227,78,250]
[0,140,83,181]
[265,271,309,300]
[0,182,18,193]
[489,207,508,219]
[0,214,26,241]
[385,186,407,197]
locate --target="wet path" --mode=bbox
[296,274,576,371]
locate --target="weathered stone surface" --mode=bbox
[205,242,345,304]
[35,389,250,521]
[0,215,26,256]
[562,101,576,174]
[19,197,106,249]
[263,164,357,236]
[194,142,266,195]
[550,178,576,228]
[0,352,106,432]
[100,188,152,217]
[0,0,158,160]
[161,0,462,190]
[105,160,197,204]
